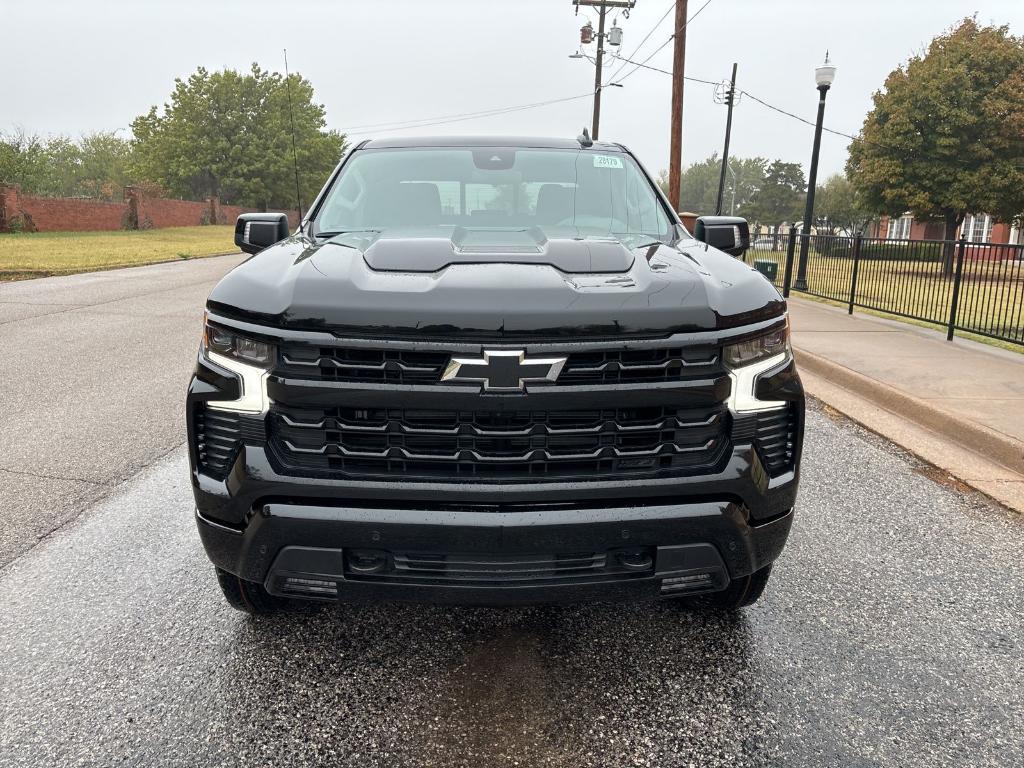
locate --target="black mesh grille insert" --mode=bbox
[277,346,450,384]
[732,406,797,476]
[275,343,721,386]
[269,404,729,481]
[557,346,720,385]
[193,407,266,479]
[344,548,655,586]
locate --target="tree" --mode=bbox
[131,65,346,209]
[814,174,872,235]
[657,154,767,216]
[0,130,51,193]
[745,160,805,228]
[847,17,1024,247]
[0,130,133,199]
[77,132,133,200]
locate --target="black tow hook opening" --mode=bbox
[616,549,654,572]
[348,550,388,574]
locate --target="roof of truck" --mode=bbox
[359,136,627,152]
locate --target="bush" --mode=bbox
[4,213,36,233]
[858,241,944,262]
[810,237,944,262]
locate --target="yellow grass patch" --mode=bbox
[0,226,237,280]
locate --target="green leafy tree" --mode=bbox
[847,17,1024,248]
[77,131,133,200]
[814,174,872,235]
[746,160,806,228]
[0,130,134,199]
[131,64,346,209]
[657,155,767,216]
[0,130,51,192]
[36,136,81,197]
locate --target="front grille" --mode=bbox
[557,346,720,384]
[269,404,729,481]
[275,343,720,386]
[343,548,655,586]
[278,345,450,384]
[193,407,266,479]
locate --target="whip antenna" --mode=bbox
[283,49,303,220]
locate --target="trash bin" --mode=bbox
[753,259,778,282]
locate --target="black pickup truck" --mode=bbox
[187,136,803,614]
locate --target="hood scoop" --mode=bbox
[358,226,635,274]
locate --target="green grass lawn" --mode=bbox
[0,226,238,281]
[748,249,1024,352]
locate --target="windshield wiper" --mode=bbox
[315,229,379,238]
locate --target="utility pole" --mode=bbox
[667,0,688,213]
[573,1,635,141]
[714,62,738,216]
[592,5,607,139]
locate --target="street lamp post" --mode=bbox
[793,54,836,292]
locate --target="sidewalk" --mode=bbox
[787,297,1024,513]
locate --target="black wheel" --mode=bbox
[215,567,290,614]
[675,564,773,611]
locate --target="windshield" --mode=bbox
[313,147,672,240]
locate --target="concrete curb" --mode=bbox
[794,347,1024,477]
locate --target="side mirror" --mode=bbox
[234,213,290,255]
[694,216,750,257]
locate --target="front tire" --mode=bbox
[215,567,290,614]
[676,564,773,611]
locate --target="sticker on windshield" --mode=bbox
[592,155,624,169]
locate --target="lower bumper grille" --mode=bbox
[269,404,729,481]
[344,548,655,586]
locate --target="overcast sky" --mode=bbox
[5,0,1023,181]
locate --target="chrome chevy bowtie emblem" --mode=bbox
[441,350,566,392]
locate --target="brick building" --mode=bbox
[868,212,1022,245]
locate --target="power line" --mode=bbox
[603,50,877,149]
[739,89,862,143]
[338,92,595,135]
[608,0,716,86]
[337,1,713,139]
[607,53,719,84]
[605,0,674,83]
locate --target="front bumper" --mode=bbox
[197,498,793,606]
[187,321,804,606]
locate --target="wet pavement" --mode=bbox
[1,403,1021,767]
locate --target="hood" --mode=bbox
[207,228,785,339]
[360,226,636,273]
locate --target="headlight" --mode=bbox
[724,320,791,413]
[203,317,275,368]
[724,322,790,368]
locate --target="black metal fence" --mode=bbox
[749,228,1024,346]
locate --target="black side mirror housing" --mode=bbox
[693,216,750,257]
[234,213,290,255]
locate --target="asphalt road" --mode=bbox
[0,255,245,566]
[1,402,1021,766]
[1,259,1022,766]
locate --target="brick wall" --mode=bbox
[0,184,300,233]
[133,195,210,229]
[0,186,128,232]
